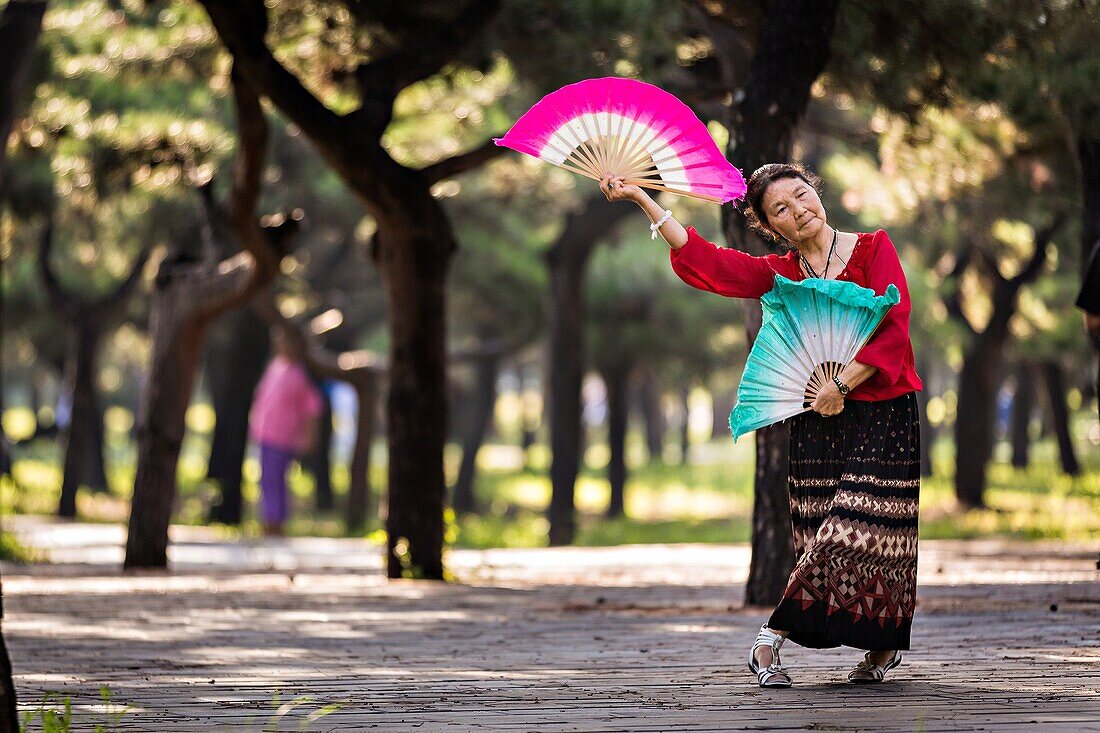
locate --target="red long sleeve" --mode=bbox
[852,230,922,395]
[667,224,921,401]
[669,226,787,299]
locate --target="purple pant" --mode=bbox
[259,443,297,525]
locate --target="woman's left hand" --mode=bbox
[811,382,845,417]
[600,174,644,204]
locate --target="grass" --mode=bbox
[16,686,343,732]
[19,686,129,733]
[450,435,1100,547]
[3,418,1098,549]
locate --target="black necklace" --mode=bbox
[800,227,838,279]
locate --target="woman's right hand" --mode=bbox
[600,174,643,204]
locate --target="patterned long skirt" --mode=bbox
[767,391,921,651]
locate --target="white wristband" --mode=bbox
[650,210,673,240]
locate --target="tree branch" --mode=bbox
[227,63,279,286]
[353,0,501,98]
[681,0,761,90]
[449,335,511,364]
[95,243,151,315]
[196,181,223,264]
[0,0,47,191]
[37,217,149,323]
[971,245,1007,286]
[420,137,510,185]
[1009,213,1065,290]
[942,247,978,336]
[186,66,290,321]
[198,1,354,158]
[546,194,638,269]
[251,292,387,382]
[35,221,71,314]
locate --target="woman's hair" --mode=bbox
[740,163,823,244]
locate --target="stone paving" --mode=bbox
[3,517,1098,731]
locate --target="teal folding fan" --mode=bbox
[728,276,900,441]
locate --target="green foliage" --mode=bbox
[818,1,1099,418]
[20,692,72,733]
[831,0,1007,118]
[9,403,1094,546]
[3,0,235,412]
[92,686,130,733]
[3,0,388,453]
[811,75,1088,405]
[2,0,1096,554]
[490,0,682,94]
[0,520,41,563]
[256,692,344,732]
[442,426,1099,548]
[585,218,746,381]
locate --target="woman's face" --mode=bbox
[761,176,827,245]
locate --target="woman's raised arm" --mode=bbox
[601,174,688,248]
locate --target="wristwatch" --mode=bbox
[832,375,851,396]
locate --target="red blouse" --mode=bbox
[669,226,922,401]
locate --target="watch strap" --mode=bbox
[832,375,850,395]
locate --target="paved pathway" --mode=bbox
[3,517,1099,731]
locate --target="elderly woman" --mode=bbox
[601,164,922,688]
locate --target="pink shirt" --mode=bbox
[249,356,323,453]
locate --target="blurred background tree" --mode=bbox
[0,0,1096,592]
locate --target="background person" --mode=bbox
[248,328,323,537]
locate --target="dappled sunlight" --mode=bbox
[624,481,751,521]
[182,645,316,663]
[8,615,192,644]
[651,622,728,634]
[475,444,527,472]
[7,539,1098,728]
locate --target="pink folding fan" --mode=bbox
[494,77,746,204]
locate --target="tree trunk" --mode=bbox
[125,310,208,568]
[1079,137,1100,274]
[744,422,795,605]
[710,385,737,441]
[0,3,48,724]
[378,224,449,580]
[546,256,585,546]
[637,368,665,463]
[52,325,121,511]
[1010,362,1034,469]
[304,382,334,511]
[678,383,691,467]
[452,350,499,515]
[544,199,634,546]
[82,396,109,493]
[1078,136,1100,424]
[603,362,629,519]
[954,341,999,508]
[126,69,281,568]
[204,306,270,525]
[519,362,538,461]
[1039,360,1080,476]
[345,375,378,534]
[58,321,105,516]
[715,0,841,607]
[38,225,148,509]
[0,591,14,733]
[197,0,507,580]
[914,358,935,477]
[947,221,1056,507]
[1095,341,1100,427]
